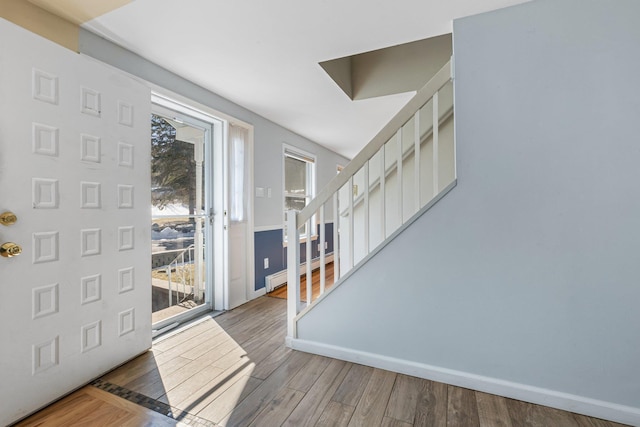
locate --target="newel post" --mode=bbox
[286,210,301,340]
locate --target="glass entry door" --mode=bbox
[151,102,213,330]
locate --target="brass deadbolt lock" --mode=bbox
[0,242,22,258]
[0,211,17,226]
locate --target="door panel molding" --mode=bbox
[0,19,151,425]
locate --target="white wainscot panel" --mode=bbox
[118,226,135,251]
[80,87,101,117]
[32,68,58,105]
[118,101,134,127]
[80,228,102,257]
[32,336,59,375]
[117,185,134,208]
[80,182,101,209]
[81,321,102,353]
[33,231,59,264]
[80,134,101,163]
[118,267,135,294]
[118,142,134,168]
[118,308,135,336]
[32,123,59,157]
[32,178,59,209]
[32,283,59,319]
[80,274,102,305]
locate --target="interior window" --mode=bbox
[284,147,315,239]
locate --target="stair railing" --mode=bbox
[286,60,455,338]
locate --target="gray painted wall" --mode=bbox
[79,30,349,229]
[297,0,640,410]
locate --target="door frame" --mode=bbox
[151,90,256,314]
[151,94,219,330]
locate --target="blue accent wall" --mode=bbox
[254,223,334,291]
[254,229,285,291]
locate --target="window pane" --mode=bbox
[285,156,307,195]
[151,114,205,215]
[151,217,197,253]
[230,125,249,222]
[285,196,306,212]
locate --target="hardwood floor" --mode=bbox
[268,262,335,301]
[16,296,629,427]
[14,386,187,427]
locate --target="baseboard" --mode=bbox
[288,338,640,426]
[250,287,266,300]
[265,254,334,292]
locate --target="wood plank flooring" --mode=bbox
[14,386,188,427]
[267,262,335,301]
[16,296,629,427]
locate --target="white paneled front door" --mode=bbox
[0,19,151,425]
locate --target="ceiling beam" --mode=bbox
[27,0,134,25]
[0,0,78,51]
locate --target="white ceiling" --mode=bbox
[83,0,529,159]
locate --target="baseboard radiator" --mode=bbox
[265,254,334,292]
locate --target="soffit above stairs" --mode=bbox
[320,34,452,101]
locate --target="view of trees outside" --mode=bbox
[151,114,197,216]
[150,114,202,253]
[151,114,206,318]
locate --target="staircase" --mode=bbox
[285,60,455,340]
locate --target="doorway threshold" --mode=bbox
[152,309,224,343]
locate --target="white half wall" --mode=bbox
[295,0,640,424]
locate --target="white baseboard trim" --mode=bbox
[289,338,640,426]
[250,287,267,300]
[254,224,283,232]
[284,336,293,348]
[254,222,335,233]
[265,254,334,292]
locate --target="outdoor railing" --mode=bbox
[164,244,199,306]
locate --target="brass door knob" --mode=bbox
[0,211,17,226]
[0,242,22,257]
